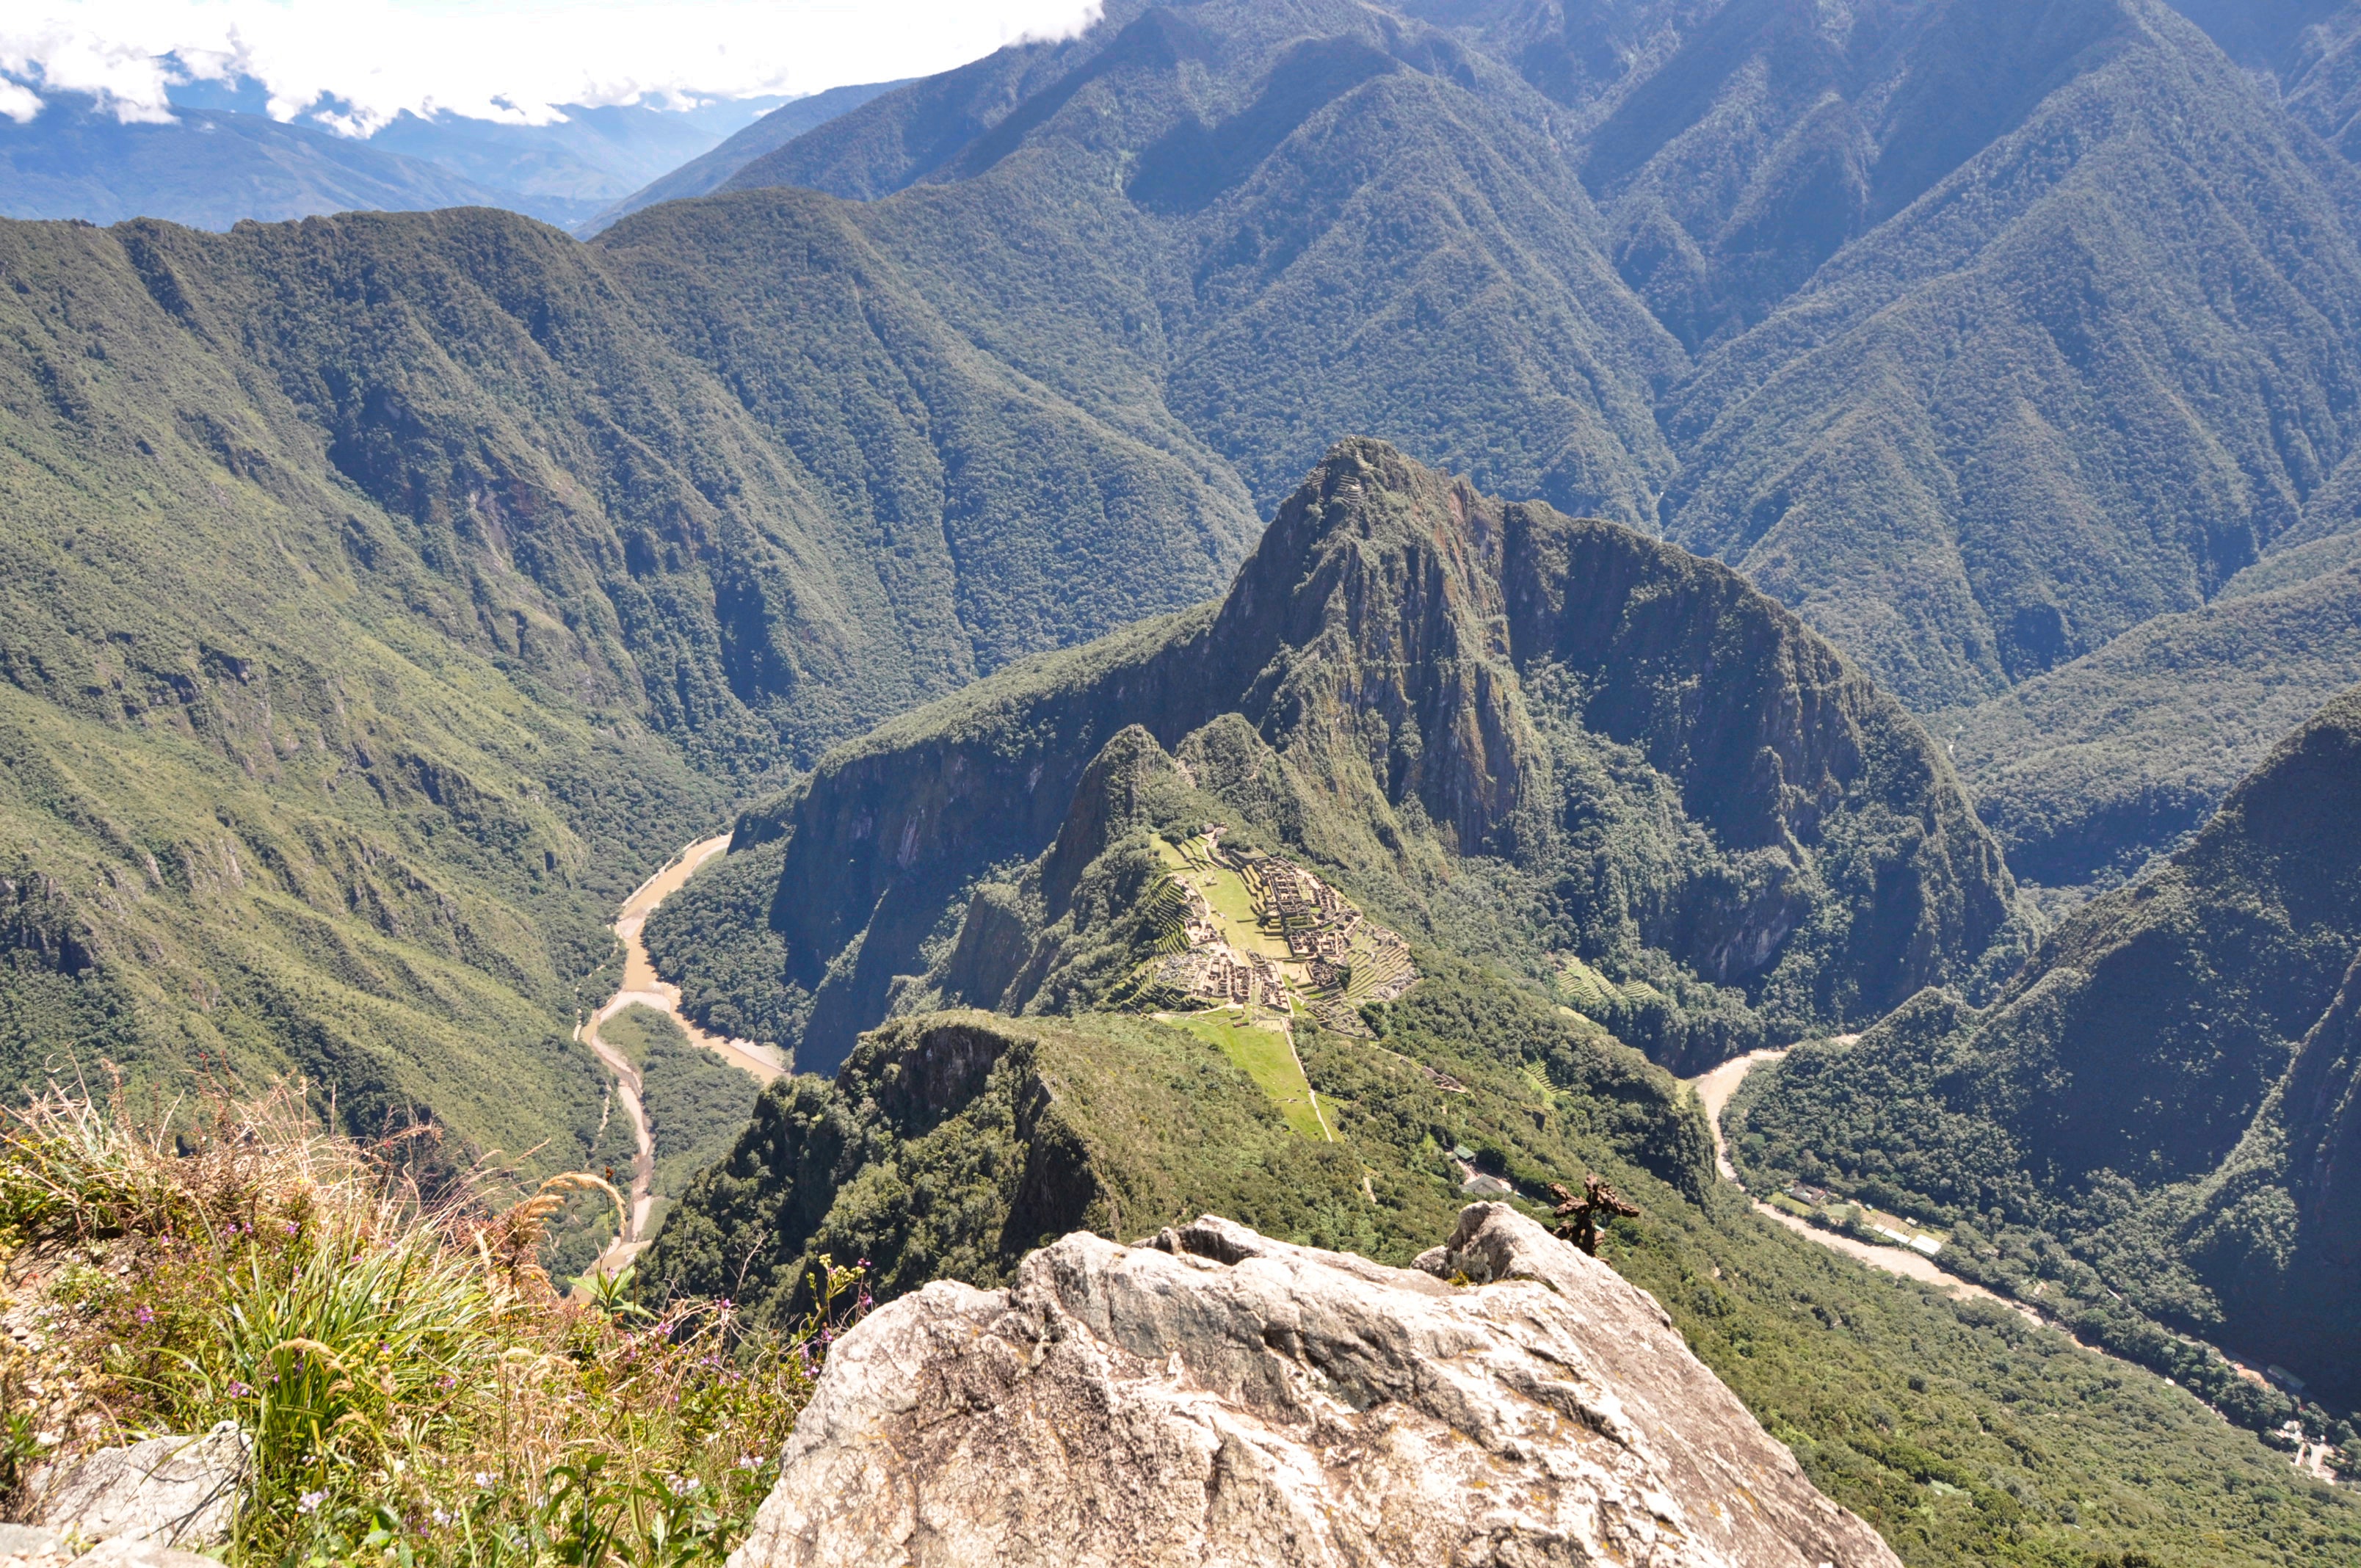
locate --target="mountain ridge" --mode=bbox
[661,440,2013,1080]
[1736,683,2361,1398]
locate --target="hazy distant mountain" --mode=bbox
[0,82,800,230]
[0,95,513,228]
[584,81,912,232]
[364,97,797,229]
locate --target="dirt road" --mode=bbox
[1689,1048,2028,1308]
[583,834,785,1275]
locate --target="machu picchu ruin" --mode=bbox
[1134,829,1417,1032]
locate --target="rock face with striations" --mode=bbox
[728,1204,1898,1568]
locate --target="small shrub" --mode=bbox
[0,1083,863,1567]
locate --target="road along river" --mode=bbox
[1689,1048,2028,1309]
[1687,1048,2349,1474]
[581,834,785,1275]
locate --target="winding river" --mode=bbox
[581,834,783,1274]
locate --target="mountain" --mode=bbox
[1734,685,2361,1399]
[0,199,1251,1173]
[643,441,2013,1081]
[0,86,816,231]
[1939,563,2361,887]
[637,976,2361,1564]
[0,96,515,228]
[363,98,791,229]
[716,0,1684,523]
[1630,0,2361,710]
[687,0,2361,724]
[583,81,912,233]
[10,0,2360,876]
[2162,1,2361,159]
[7,0,2361,1241]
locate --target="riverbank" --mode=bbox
[582,834,783,1273]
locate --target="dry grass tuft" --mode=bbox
[0,1081,861,1567]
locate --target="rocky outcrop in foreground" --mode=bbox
[731,1204,1898,1567]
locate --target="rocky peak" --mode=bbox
[1211,438,1537,855]
[731,1202,1901,1567]
[1036,723,1192,918]
[762,439,2009,1074]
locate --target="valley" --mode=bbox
[1695,1048,2357,1491]
[579,832,780,1271]
[10,0,2361,1559]
[1695,1048,2017,1301]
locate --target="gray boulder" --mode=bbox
[730,1203,1898,1567]
[0,1521,221,1568]
[29,1423,247,1550]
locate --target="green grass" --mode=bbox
[653,973,2361,1565]
[1176,1009,1327,1141]
[1162,838,1289,960]
[0,1083,866,1568]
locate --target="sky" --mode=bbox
[0,0,1106,131]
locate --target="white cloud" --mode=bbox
[0,76,46,123]
[0,0,1104,131]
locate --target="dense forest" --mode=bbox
[10,1,2361,1559]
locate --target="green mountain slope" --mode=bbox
[649,441,2012,1079]
[725,0,1684,524]
[1940,565,2361,886]
[1736,686,2361,1400]
[640,971,2361,1566]
[706,0,2361,729]
[0,197,1255,1164]
[1655,0,2361,708]
[0,218,730,1166]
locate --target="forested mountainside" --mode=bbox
[638,922,2361,1567]
[1940,563,2361,887]
[0,204,1250,1165]
[646,442,2012,1080]
[723,0,2361,719]
[1736,686,2361,1401]
[10,0,2361,1199]
[2164,1,2361,161]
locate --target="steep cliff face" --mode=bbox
[723,440,2012,1075]
[730,1207,1901,1568]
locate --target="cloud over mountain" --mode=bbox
[0,0,1100,133]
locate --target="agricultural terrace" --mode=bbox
[1144,832,1416,1033]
